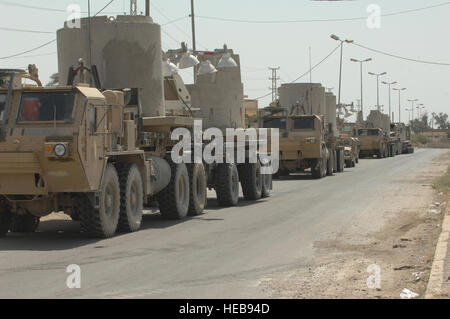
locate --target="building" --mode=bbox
[422,129,449,143]
[244,98,259,128]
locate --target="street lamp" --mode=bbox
[330,34,353,107]
[408,98,419,130]
[368,71,387,112]
[393,87,406,123]
[417,103,424,118]
[350,57,372,119]
[381,80,397,122]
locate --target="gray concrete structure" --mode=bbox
[367,110,390,133]
[278,83,326,116]
[57,15,165,117]
[186,49,245,130]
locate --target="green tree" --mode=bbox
[411,113,431,134]
[433,112,449,130]
[46,73,59,87]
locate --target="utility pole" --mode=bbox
[190,0,197,83]
[190,0,196,52]
[269,67,280,103]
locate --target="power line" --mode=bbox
[352,42,450,66]
[196,2,450,24]
[0,26,53,34]
[1,52,56,59]
[94,0,115,17]
[151,2,208,50]
[0,0,123,14]
[0,39,56,60]
[253,44,341,100]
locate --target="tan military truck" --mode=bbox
[342,137,359,167]
[0,67,204,237]
[357,128,388,158]
[261,110,344,179]
[390,123,414,154]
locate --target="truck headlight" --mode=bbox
[54,144,67,157]
[306,137,316,144]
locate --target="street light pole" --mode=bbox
[393,87,406,123]
[350,58,371,119]
[408,98,419,131]
[382,81,397,122]
[330,34,353,107]
[368,71,387,112]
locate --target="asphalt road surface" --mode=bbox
[0,148,446,298]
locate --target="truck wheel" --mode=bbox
[157,161,190,219]
[79,164,121,238]
[187,163,207,216]
[215,163,240,207]
[327,150,334,176]
[9,209,40,233]
[0,211,12,237]
[333,150,338,172]
[240,162,263,200]
[118,163,144,232]
[262,172,272,198]
[337,150,345,172]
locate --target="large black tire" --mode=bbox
[326,149,334,176]
[337,149,345,172]
[79,164,121,238]
[9,210,40,233]
[332,150,338,173]
[118,163,144,232]
[240,162,263,200]
[215,163,240,207]
[312,147,327,178]
[157,161,190,219]
[261,172,272,198]
[187,163,207,216]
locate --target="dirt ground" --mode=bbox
[263,151,450,299]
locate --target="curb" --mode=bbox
[425,197,450,299]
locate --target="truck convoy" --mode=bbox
[260,83,345,179]
[0,14,272,238]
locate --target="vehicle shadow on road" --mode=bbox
[0,220,99,251]
[204,197,268,211]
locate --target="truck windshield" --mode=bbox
[17,91,75,122]
[0,93,5,121]
[263,117,286,130]
[358,129,379,136]
[292,117,314,130]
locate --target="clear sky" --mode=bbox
[1,0,449,123]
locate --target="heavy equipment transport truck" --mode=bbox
[0,14,273,238]
[260,83,345,179]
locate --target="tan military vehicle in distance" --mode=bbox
[339,122,360,167]
[357,128,388,158]
[260,108,344,179]
[342,137,359,167]
[390,123,414,154]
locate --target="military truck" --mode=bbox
[342,137,359,167]
[391,123,414,154]
[260,84,345,179]
[357,128,388,158]
[339,122,360,167]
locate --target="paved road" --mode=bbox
[0,149,446,298]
